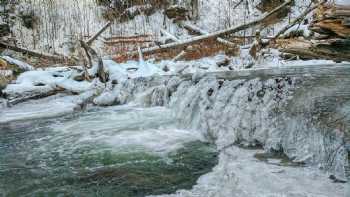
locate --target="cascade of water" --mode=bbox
[161,73,349,182]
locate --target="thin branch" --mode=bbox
[86,21,112,46]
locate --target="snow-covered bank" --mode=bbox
[0,92,97,124]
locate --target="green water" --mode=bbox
[0,106,218,197]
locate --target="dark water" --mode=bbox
[0,106,218,197]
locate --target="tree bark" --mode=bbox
[276,38,350,62]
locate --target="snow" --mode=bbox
[4,68,92,98]
[0,94,81,124]
[104,59,162,80]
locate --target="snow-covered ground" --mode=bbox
[0,94,82,124]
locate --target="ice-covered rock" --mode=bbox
[164,65,350,183]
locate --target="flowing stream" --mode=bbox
[0,105,218,197]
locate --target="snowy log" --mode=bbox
[310,3,350,38]
[0,42,75,65]
[181,21,237,48]
[7,88,65,106]
[310,19,350,38]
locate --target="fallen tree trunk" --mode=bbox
[116,0,292,59]
[310,3,350,38]
[180,21,237,48]
[310,19,350,38]
[0,42,76,65]
[6,87,66,106]
[276,38,350,62]
[104,35,152,41]
[104,38,154,45]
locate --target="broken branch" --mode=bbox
[86,22,112,46]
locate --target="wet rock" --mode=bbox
[207,88,214,97]
[33,82,46,87]
[52,74,64,78]
[127,67,138,72]
[256,89,265,98]
[216,58,230,67]
[329,174,347,183]
[245,62,254,69]
[285,77,292,85]
[275,78,283,83]
[73,74,85,82]
[218,80,224,89]
[112,79,118,85]
[0,23,10,37]
[162,65,170,72]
